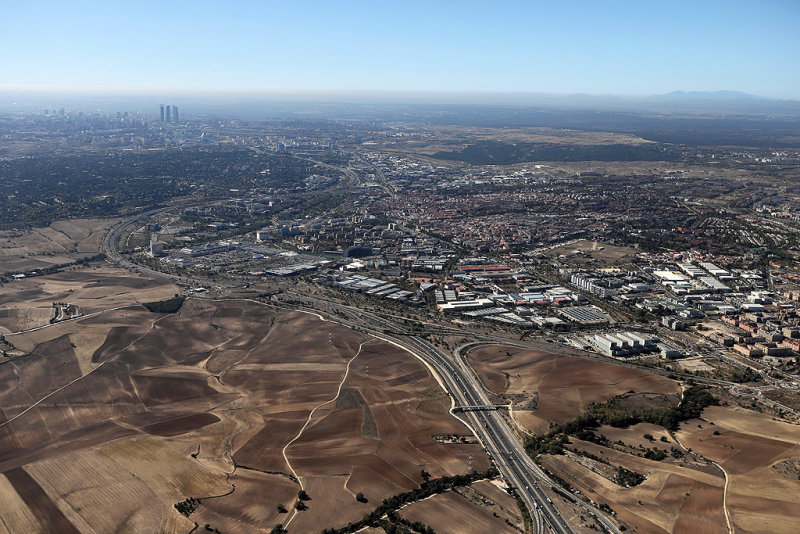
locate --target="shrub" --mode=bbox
[143,295,185,313]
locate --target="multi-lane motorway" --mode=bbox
[102,200,228,285]
[103,208,620,533]
[287,295,622,534]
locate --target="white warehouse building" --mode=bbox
[589,331,658,357]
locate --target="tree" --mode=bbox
[276,504,287,513]
[298,489,310,501]
[295,499,307,511]
[355,492,367,503]
[420,469,431,482]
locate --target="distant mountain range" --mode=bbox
[511,90,800,115]
[640,90,800,115]
[659,90,763,99]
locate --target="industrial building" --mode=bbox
[570,272,611,298]
[437,298,494,312]
[698,276,730,292]
[678,263,706,278]
[559,306,610,324]
[700,262,731,279]
[588,331,659,357]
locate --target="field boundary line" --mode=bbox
[282,338,372,528]
[5,305,132,337]
[0,312,171,429]
[671,407,734,534]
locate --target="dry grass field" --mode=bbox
[397,479,524,534]
[541,438,728,534]
[0,299,487,533]
[0,265,179,334]
[467,345,680,434]
[398,481,521,534]
[381,125,652,159]
[542,239,639,266]
[537,405,800,534]
[675,406,800,534]
[0,218,116,274]
[466,345,800,534]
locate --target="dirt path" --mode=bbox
[672,425,734,534]
[282,339,372,529]
[4,305,130,336]
[0,312,171,429]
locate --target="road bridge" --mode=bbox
[453,404,501,413]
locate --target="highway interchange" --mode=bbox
[100,159,796,533]
[102,205,623,533]
[287,295,620,534]
[103,191,799,534]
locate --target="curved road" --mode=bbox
[286,295,619,534]
[103,208,619,533]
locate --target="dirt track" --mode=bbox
[0,299,488,533]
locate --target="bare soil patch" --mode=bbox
[543,239,638,266]
[675,406,800,533]
[143,413,221,437]
[399,485,519,534]
[0,299,486,533]
[190,470,298,533]
[540,453,726,534]
[0,217,116,273]
[0,266,178,333]
[542,403,800,534]
[4,467,80,534]
[762,388,800,411]
[467,345,680,433]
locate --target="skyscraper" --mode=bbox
[166,105,171,122]
[173,106,179,123]
[160,104,165,122]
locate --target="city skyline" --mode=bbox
[2,0,799,99]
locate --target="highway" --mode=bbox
[102,200,228,285]
[101,202,619,532]
[102,206,620,533]
[285,294,623,534]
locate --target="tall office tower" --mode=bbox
[173,106,179,123]
[166,105,171,122]
[160,104,165,122]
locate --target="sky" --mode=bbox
[2,0,799,99]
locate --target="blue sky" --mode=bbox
[2,0,799,98]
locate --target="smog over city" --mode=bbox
[1,2,800,534]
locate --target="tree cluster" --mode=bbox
[143,295,186,314]
[319,468,498,534]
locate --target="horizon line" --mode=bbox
[1,84,795,102]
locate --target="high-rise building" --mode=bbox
[173,106,179,123]
[160,104,165,122]
[166,105,171,122]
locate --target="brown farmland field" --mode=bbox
[398,479,524,534]
[0,299,486,533]
[399,486,517,534]
[675,406,800,534]
[542,438,728,534]
[539,404,800,534]
[465,344,800,533]
[466,344,680,433]
[0,218,116,274]
[0,265,179,333]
